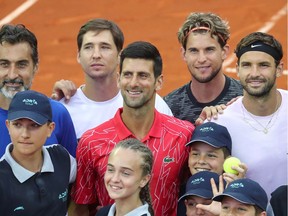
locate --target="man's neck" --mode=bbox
[121,102,155,140]
[190,73,226,103]
[83,75,119,102]
[242,88,281,116]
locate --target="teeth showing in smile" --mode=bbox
[127,90,141,95]
[110,185,122,190]
[6,87,19,91]
[196,168,209,172]
[197,66,209,70]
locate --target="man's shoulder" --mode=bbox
[0,107,7,119]
[164,83,189,102]
[49,98,73,123]
[78,118,118,154]
[210,98,243,125]
[81,117,116,139]
[49,98,69,112]
[279,89,288,95]
[160,113,195,131]
[59,88,86,106]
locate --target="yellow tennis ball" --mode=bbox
[223,157,241,174]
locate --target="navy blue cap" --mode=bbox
[8,90,52,125]
[213,178,268,211]
[179,171,223,201]
[186,122,232,154]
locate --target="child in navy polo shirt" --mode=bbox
[0,90,76,215]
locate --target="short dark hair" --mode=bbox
[77,18,124,52]
[0,24,38,66]
[119,41,163,78]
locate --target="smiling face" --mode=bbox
[118,58,163,109]
[77,30,119,80]
[0,42,36,99]
[182,33,229,83]
[220,197,261,216]
[6,118,54,158]
[188,142,225,175]
[237,51,281,98]
[104,148,150,202]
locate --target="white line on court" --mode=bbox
[224,2,288,75]
[0,0,39,26]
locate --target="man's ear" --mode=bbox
[181,46,186,61]
[116,72,120,89]
[76,51,81,64]
[222,44,230,60]
[33,63,39,74]
[236,63,240,78]
[276,61,284,78]
[155,74,163,91]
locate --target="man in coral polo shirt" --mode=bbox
[70,41,195,216]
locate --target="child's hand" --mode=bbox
[196,175,224,216]
[223,163,248,184]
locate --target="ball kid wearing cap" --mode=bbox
[186,122,232,175]
[179,171,226,216]
[213,178,268,216]
[1,90,77,215]
[6,90,55,157]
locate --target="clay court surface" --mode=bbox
[1,0,287,96]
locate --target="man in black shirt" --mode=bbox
[164,12,243,124]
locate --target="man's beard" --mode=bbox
[191,66,221,83]
[0,79,30,99]
[241,75,276,98]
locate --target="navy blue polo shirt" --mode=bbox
[0,144,76,215]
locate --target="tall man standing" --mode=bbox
[164,12,243,124]
[70,41,194,216]
[211,32,287,198]
[52,19,172,139]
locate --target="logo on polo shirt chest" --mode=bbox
[14,206,25,211]
[163,156,174,163]
[58,188,68,202]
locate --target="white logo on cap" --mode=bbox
[191,177,205,185]
[200,126,214,132]
[251,44,262,48]
[22,99,38,105]
[230,182,244,188]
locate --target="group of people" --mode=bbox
[0,10,286,216]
